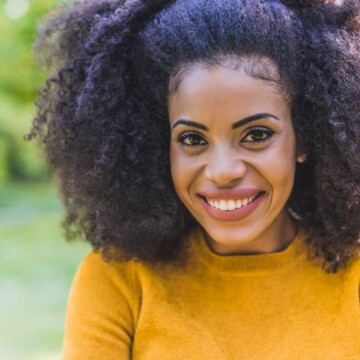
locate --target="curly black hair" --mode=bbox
[28,0,360,272]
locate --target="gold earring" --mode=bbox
[297,153,307,163]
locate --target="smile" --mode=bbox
[198,191,265,222]
[206,195,257,211]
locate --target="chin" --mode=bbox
[201,224,263,252]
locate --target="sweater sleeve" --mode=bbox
[62,252,138,359]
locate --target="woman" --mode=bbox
[29,0,360,358]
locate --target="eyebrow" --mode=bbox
[172,113,279,131]
[232,113,279,129]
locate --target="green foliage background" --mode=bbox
[0,1,90,359]
[0,0,60,182]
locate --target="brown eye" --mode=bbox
[178,132,207,147]
[242,127,275,143]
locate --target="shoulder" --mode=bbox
[69,251,139,309]
[63,251,140,358]
[74,250,135,283]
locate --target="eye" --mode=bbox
[241,127,275,143]
[177,132,207,147]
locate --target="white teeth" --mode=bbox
[206,194,257,211]
[227,200,236,210]
[219,200,227,211]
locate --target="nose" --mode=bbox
[204,145,247,186]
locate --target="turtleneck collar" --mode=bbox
[187,226,308,274]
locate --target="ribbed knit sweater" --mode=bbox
[62,228,360,359]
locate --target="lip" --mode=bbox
[198,191,265,222]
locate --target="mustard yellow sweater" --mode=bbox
[62,228,360,359]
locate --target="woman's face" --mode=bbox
[169,63,302,255]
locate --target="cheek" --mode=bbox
[170,146,204,199]
[269,134,297,194]
[253,135,297,196]
[170,146,191,199]
[170,146,183,192]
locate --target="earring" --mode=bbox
[297,153,307,163]
[287,206,302,221]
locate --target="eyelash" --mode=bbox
[176,127,276,148]
[242,127,276,143]
[177,132,207,147]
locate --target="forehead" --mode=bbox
[168,64,290,125]
[169,56,285,91]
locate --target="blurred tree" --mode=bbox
[0,0,60,181]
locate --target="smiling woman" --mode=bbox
[169,63,299,255]
[28,0,360,358]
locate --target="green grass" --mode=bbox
[0,182,90,360]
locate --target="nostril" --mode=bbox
[204,162,248,185]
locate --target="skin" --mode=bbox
[169,62,305,255]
